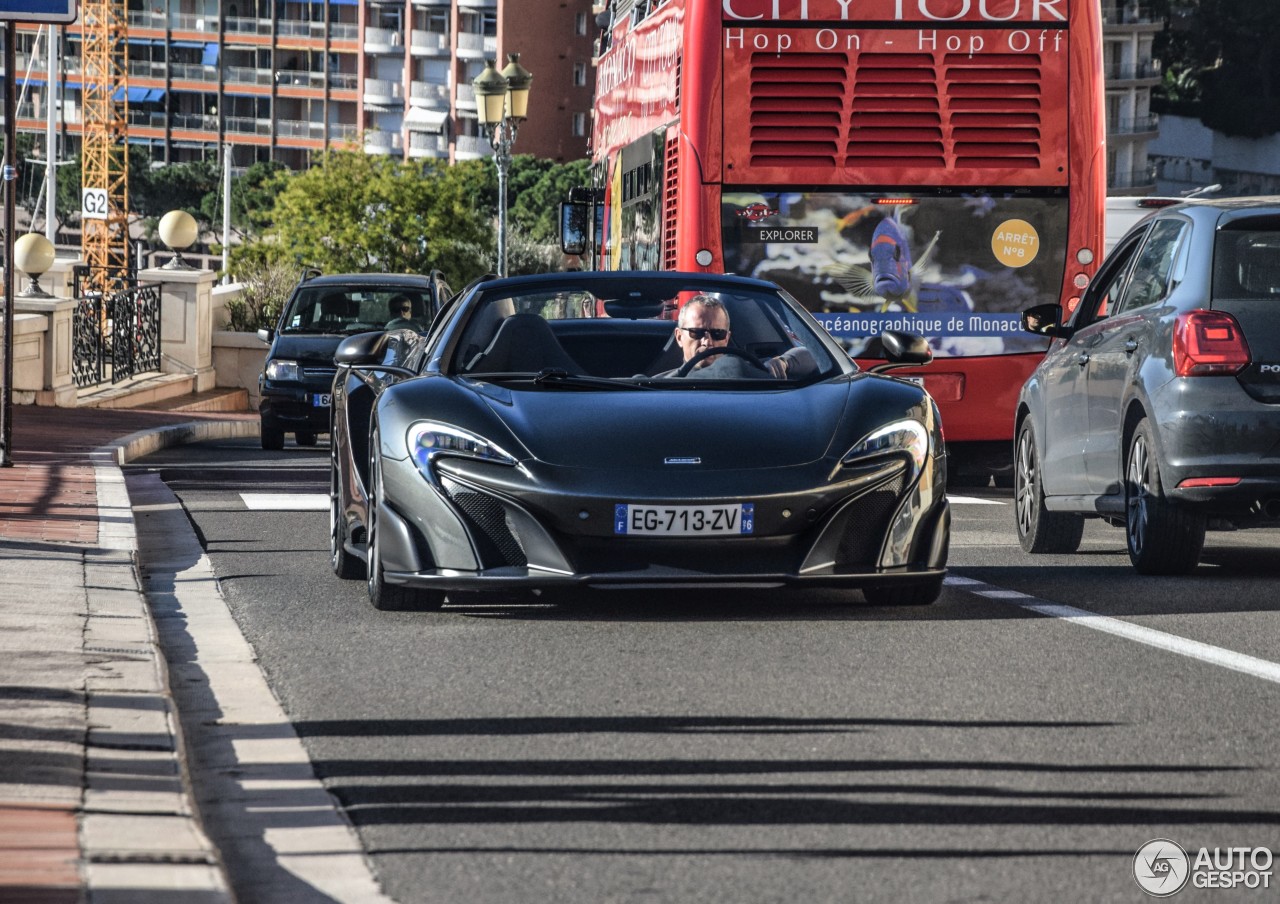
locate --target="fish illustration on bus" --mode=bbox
[826,207,973,316]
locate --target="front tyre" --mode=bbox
[1125,419,1205,575]
[329,445,364,580]
[1014,420,1084,553]
[260,417,285,451]
[366,430,445,612]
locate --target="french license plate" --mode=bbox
[312,393,332,407]
[614,503,754,536]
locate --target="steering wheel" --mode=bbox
[675,345,769,378]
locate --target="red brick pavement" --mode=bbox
[0,401,254,902]
[0,405,255,545]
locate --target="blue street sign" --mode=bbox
[0,0,77,23]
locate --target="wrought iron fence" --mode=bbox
[72,283,163,388]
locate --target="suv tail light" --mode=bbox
[1173,309,1251,376]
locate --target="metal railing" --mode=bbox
[71,268,162,389]
[1108,114,1160,135]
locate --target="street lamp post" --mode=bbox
[472,53,533,278]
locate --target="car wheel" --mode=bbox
[296,431,318,447]
[1013,420,1084,553]
[366,434,445,612]
[329,446,364,580]
[862,576,943,606]
[1125,419,1205,575]
[261,419,285,451]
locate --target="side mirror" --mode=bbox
[1021,302,1070,338]
[559,201,590,256]
[868,330,932,373]
[335,330,389,366]
[256,327,273,343]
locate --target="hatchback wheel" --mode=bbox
[1014,420,1083,553]
[1125,419,1205,575]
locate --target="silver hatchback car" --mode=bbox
[1013,197,1280,574]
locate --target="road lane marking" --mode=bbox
[240,493,329,510]
[948,495,1005,505]
[945,575,1280,686]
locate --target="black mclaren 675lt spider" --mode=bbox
[329,271,950,610]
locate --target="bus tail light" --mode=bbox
[1173,309,1250,376]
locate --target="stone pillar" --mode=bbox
[9,296,78,406]
[140,265,219,393]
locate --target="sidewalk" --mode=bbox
[0,402,257,904]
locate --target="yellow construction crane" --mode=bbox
[78,0,129,294]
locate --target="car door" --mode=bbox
[1039,231,1144,497]
[1083,217,1190,495]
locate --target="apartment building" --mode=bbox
[1102,1,1161,196]
[4,0,594,171]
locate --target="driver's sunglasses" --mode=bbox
[680,326,728,341]
[396,306,412,314]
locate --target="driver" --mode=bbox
[385,294,420,330]
[672,295,732,371]
[655,294,817,379]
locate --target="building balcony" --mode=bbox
[409,30,450,56]
[128,60,168,79]
[1108,114,1159,136]
[225,116,273,136]
[277,19,329,40]
[330,72,360,92]
[171,62,220,82]
[1106,60,1161,82]
[363,78,404,105]
[169,12,217,33]
[457,0,497,8]
[278,119,328,140]
[456,32,496,60]
[171,112,219,131]
[224,16,273,36]
[275,69,327,89]
[127,109,169,129]
[453,134,492,159]
[409,80,450,107]
[408,131,448,159]
[126,9,166,29]
[364,130,404,153]
[364,27,404,54]
[455,83,475,108]
[1108,166,1158,192]
[1101,5,1157,25]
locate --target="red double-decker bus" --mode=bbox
[575,0,1105,483]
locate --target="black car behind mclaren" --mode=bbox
[329,271,949,610]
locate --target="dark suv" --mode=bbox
[1014,197,1280,573]
[257,271,451,450]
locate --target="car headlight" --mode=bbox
[408,421,518,480]
[264,358,300,381]
[843,419,929,473]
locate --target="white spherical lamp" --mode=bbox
[14,233,56,297]
[159,210,199,269]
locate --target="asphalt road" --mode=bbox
[127,437,1280,903]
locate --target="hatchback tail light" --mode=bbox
[1173,309,1251,376]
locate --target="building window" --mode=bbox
[572,112,587,137]
[573,62,587,87]
[575,11,588,35]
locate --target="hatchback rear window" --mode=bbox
[1214,229,1280,299]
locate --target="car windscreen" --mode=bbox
[280,286,432,334]
[450,280,840,385]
